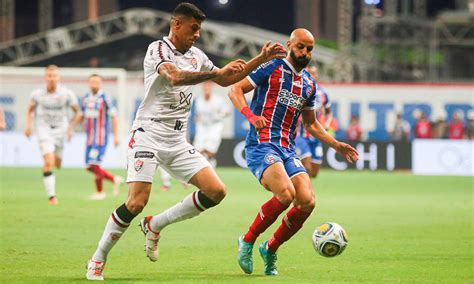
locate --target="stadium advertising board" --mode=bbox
[412,139,474,176]
[217,139,412,171]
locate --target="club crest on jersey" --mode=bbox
[134,159,144,172]
[264,153,278,165]
[190,57,198,69]
[306,86,313,96]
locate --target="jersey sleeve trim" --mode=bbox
[155,60,174,72]
[246,75,257,88]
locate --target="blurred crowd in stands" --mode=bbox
[390,110,474,141]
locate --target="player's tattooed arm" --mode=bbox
[302,109,359,163]
[25,103,35,137]
[158,63,232,86]
[228,78,268,130]
[213,41,286,87]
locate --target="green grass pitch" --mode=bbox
[0,167,472,283]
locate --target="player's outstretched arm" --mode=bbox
[158,62,244,87]
[213,41,286,87]
[67,104,83,141]
[302,109,359,163]
[111,115,119,146]
[228,78,268,130]
[25,104,35,137]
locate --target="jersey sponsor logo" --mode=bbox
[169,92,193,111]
[134,151,154,159]
[264,153,278,165]
[134,159,144,172]
[278,89,306,109]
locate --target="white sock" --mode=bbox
[160,167,171,187]
[43,173,56,198]
[150,191,205,232]
[92,213,130,262]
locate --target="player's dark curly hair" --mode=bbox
[172,2,206,21]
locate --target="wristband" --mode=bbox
[240,106,257,121]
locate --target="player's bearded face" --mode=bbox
[290,49,311,69]
[89,77,102,94]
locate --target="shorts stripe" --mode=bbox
[289,171,307,179]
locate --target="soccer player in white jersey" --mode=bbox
[193,81,230,167]
[25,65,82,205]
[86,2,286,280]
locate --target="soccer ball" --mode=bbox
[312,222,348,257]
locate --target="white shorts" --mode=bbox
[193,125,223,153]
[37,125,66,157]
[126,127,211,183]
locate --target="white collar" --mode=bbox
[163,36,177,51]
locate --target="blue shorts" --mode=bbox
[246,143,307,182]
[85,144,107,165]
[295,136,323,164]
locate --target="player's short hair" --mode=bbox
[172,2,206,21]
[46,64,59,71]
[89,73,102,79]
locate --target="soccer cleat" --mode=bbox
[259,241,278,276]
[237,235,254,274]
[113,176,124,197]
[48,196,58,205]
[89,192,106,200]
[140,216,160,262]
[86,259,105,281]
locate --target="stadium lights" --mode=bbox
[364,0,381,4]
[219,0,229,5]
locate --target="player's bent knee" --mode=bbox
[204,182,227,203]
[275,188,295,205]
[126,199,147,215]
[298,196,316,212]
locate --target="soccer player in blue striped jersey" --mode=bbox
[229,29,359,276]
[80,74,123,200]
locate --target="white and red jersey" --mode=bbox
[30,84,78,128]
[195,94,229,128]
[132,36,216,142]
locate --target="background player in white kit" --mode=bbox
[86,3,286,280]
[25,65,82,205]
[193,81,230,167]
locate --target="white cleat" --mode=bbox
[113,176,124,197]
[86,259,105,281]
[89,192,106,200]
[139,216,160,262]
